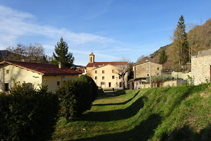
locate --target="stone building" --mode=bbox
[133,62,162,79]
[86,52,128,89]
[191,49,211,85]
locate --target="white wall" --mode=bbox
[0,64,42,92]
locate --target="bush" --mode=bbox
[0,83,59,141]
[76,75,98,102]
[57,75,98,120]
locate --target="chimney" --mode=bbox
[59,62,61,69]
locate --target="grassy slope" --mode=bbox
[53,84,211,141]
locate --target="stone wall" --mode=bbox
[171,72,192,80]
[191,55,211,85]
[134,62,162,78]
[138,80,187,89]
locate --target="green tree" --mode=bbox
[172,15,189,68]
[53,37,74,68]
[159,50,167,64]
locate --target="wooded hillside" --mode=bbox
[136,18,211,71]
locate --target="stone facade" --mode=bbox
[133,62,162,78]
[191,55,211,85]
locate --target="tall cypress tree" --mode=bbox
[53,37,74,68]
[159,50,167,64]
[173,15,189,66]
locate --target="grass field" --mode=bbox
[52,84,211,141]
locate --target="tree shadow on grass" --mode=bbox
[93,90,140,106]
[76,114,161,141]
[97,89,126,99]
[160,124,211,141]
[81,96,147,122]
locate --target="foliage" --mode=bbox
[77,75,98,102]
[159,49,167,64]
[56,75,98,120]
[138,18,211,71]
[0,82,59,141]
[6,43,48,63]
[53,83,211,141]
[53,37,74,68]
[171,15,189,67]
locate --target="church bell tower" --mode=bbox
[89,52,95,63]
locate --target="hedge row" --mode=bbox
[0,75,98,140]
[57,75,98,120]
[0,84,59,141]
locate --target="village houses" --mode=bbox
[86,52,128,89]
[0,61,81,93]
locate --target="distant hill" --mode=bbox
[136,18,211,71]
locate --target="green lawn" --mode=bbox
[52,84,211,141]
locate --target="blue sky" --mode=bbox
[0,0,210,65]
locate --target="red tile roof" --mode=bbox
[86,62,128,67]
[0,61,81,76]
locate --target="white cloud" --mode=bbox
[0,4,152,65]
[0,5,115,49]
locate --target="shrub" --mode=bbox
[0,83,59,141]
[57,75,98,120]
[76,75,98,102]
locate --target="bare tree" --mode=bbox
[115,58,130,89]
[7,44,26,61]
[6,43,47,63]
[26,43,44,62]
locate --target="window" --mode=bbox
[102,70,104,74]
[6,70,9,74]
[90,57,92,62]
[157,67,159,70]
[147,74,149,76]
[95,76,97,80]
[109,82,111,87]
[95,70,97,74]
[119,76,121,79]
[112,69,115,73]
[112,76,115,79]
[102,76,104,80]
[57,81,60,86]
[4,83,9,91]
[101,82,105,85]
[157,73,159,76]
[119,82,122,87]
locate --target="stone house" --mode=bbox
[0,61,81,93]
[86,52,128,89]
[133,62,162,79]
[191,48,211,85]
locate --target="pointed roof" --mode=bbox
[0,61,81,76]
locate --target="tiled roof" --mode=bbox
[86,62,128,67]
[0,61,81,75]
